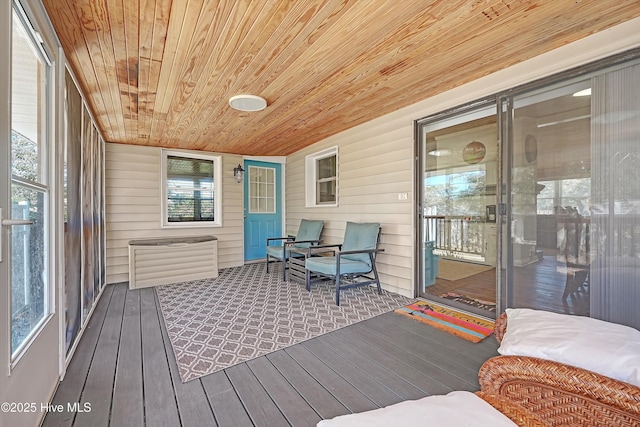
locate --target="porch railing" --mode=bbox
[424,215,486,261]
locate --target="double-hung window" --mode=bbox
[305,146,338,207]
[162,150,222,227]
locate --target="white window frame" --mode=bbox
[161,149,222,228]
[305,146,338,207]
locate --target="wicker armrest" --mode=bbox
[475,392,551,427]
[479,355,640,426]
[494,311,508,342]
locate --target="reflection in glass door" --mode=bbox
[507,80,593,316]
[418,104,498,317]
[416,54,640,328]
[506,61,640,330]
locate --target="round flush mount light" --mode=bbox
[229,94,267,112]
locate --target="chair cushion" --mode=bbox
[267,245,306,260]
[341,222,380,264]
[498,308,640,386]
[266,245,287,259]
[293,219,324,248]
[305,257,372,276]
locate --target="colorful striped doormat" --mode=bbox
[395,301,494,343]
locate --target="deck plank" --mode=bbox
[74,283,126,426]
[139,287,181,427]
[247,356,322,427]
[351,320,479,390]
[266,350,349,419]
[226,363,290,426]
[45,280,500,427]
[357,314,485,385]
[302,336,407,407]
[308,332,426,401]
[330,326,455,394]
[110,287,144,427]
[201,371,253,427]
[42,285,115,427]
[284,345,378,414]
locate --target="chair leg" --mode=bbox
[282,247,287,281]
[335,257,341,306]
[305,266,311,291]
[266,255,270,273]
[371,254,382,295]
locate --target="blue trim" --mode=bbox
[244,160,282,260]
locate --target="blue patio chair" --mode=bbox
[266,219,324,280]
[304,222,384,305]
[424,240,439,288]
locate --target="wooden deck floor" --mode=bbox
[423,249,590,317]
[43,282,499,427]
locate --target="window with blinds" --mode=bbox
[162,150,222,227]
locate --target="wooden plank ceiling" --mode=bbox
[43,0,640,156]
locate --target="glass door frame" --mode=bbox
[1,0,62,425]
[415,47,640,319]
[414,98,503,317]
[4,0,56,369]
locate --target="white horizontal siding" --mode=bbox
[105,143,243,284]
[285,120,415,297]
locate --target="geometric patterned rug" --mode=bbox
[155,263,414,382]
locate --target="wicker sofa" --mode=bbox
[479,313,640,426]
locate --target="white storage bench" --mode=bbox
[128,235,218,289]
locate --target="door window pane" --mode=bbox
[248,166,276,213]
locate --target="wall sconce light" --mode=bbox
[233,164,245,183]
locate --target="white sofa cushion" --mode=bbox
[316,391,516,427]
[498,308,640,386]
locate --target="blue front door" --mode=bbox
[244,160,282,261]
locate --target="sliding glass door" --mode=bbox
[505,60,640,328]
[417,103,499,317]
[417,52,640,329]
[506,79,593,316]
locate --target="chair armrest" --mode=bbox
[306,243,341,257]
[338,248,384,256]
[494,312,508,343]
[479,355,640,424]
[267,236,295,245]
[284,239,322,246]
[310,243,342,250]
[475,392,551,427]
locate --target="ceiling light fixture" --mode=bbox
[229,94,267,112]
[537,114,590,128]
[572,88,592,97]
[427,148,453,157]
